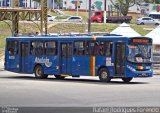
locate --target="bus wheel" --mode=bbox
[98,68,111,82]
[55,75,65,79]
[122,77,133,83]
[34,65,48,79]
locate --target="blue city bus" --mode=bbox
[4,36,153,82]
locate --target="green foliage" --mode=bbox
[154,0,160,4]
[144,0,160,4]
[110,0,136,16]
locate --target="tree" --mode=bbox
[110,0,136,16]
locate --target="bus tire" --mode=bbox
[155,23,159,26]
[98,68,111,82]
[122,77,133,83]
[55,75,65,79]
[34,65,48,79]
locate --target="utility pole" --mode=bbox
[88,0,91,33]
[104,0,107,23]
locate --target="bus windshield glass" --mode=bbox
[127,44,152,63]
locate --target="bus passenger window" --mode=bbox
[94,41,105,56]
[45,41,57,55]
[7,41,18,55]
[74,41,85,56]
[99,41,105,56]
[30,41,44,55]
[105,42,112,57]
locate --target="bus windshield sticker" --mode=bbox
[34,57,52,67]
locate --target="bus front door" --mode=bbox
[61,43,72,75]
[20,42,29,73]
[115,43,126,75]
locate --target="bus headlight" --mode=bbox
[17,65,19,68]
[127,65,136,72]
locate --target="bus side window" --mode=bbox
[105,42,113,57]
[45,41,57,55]
[31,41,44,55]
[94,41,105,56]
[7,41,18,55]
[74,41,85,56]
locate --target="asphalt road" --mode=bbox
[0,70,160,107]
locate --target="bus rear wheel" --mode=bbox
[98,68,111,82]
[122,77,133,83]
[34,65,48,79]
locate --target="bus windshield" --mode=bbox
[127,44,152,63]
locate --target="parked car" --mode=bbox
[47,15,56,21]
[136,17,160,25]
[32,14,56,21]
[65,16,83,22]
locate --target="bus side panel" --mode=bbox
[72,56,90,76]
[28,56,59,75]
[96,56,115,77]
[43,56,59,75]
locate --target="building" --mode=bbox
[62,0,160,14]
[0,0,55,9]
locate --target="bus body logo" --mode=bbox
[34,57,52,67]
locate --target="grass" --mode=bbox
[48,23,154,36]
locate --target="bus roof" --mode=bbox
[6,36,151,42]
[6,36,131,41]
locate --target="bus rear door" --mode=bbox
[60,43,72,75]
[20,42,29,73]
[115,42,126,75]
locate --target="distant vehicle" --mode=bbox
[47,15,56,21]
[136,17,160,25]
[148,12,160,21]
[65,16,83,22]
[91,11,132,23]
[32,14,56,21]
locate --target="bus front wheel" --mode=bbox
[98,68,111,82]
[122,77,133,83]
[34,65,48,79]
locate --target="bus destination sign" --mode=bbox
[130,38,152,43]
